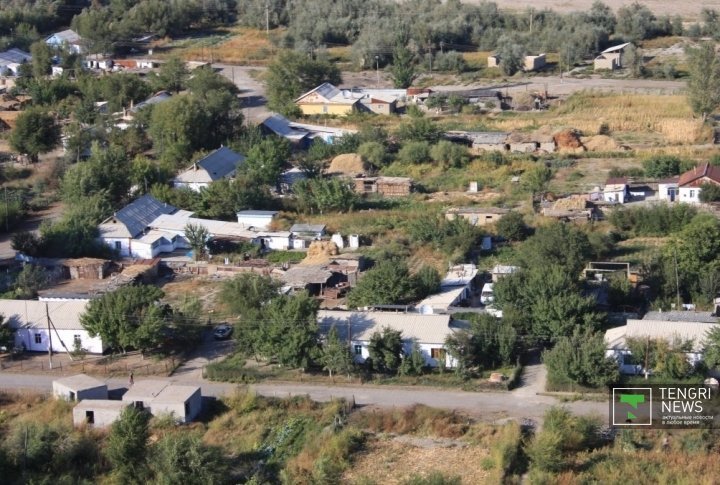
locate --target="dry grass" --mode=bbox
[462,51,491,69]
[165,27,279,65]
[344,435,490,485]
[488,93,711,145]
[350,405,470,438]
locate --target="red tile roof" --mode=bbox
[678,163,720,187]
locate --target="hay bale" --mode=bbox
[300,241,339,266]
[554,129,585,154]
[581,135,620,152]
[327,153,365,176]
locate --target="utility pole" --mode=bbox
[674,249,681,310]
[46,303,53,369]
[265,1,270,36]
[375,55,380,88]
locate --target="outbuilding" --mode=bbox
[121,380,202,423]
[53,374,108,401]
[73,400,129,428]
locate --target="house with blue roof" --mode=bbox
[172,146,246,192]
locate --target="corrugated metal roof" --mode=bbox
[151,212,290,239]
[416,287,466,311]
[2,299,88,330]
[318,310,454,344]
[174,147,245,184]
[237,210,279,217]
[605,319,717,352]
[261,114,310,140]
[54,373,105,390]
[47,29,82,44]
[0,48,31,64]
[643,311,718,323]
[290,224,326,234]
[131,91,172,113]
[602,43,631,53]
[295,83,358,105]
[448,206,509,215]
[100,194,177,238]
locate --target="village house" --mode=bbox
[295,83,359,116]
[289,223,326,249]
[1,299,104,354]
[173,146,246,192]
[594,43,631,70]
[353,176,412,197]
[416,263,480,315]
[261,114,356,146]
[445,206,510,226]
[236,210,279,230]
[122,380,202,423]
[658,177,679,202]
[677,163,720,204]
[524,54,546,71]
[603,177,630,204]
[605,311,718,374]
[0,48,31,76]
[53,374,108,401]
[318,310,465,367]
[45,29,84,54]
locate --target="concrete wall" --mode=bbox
[237,215,275,230]
[658,183,678,202]
[53,382,108,401]
[446,212,504,227]
[152,389,202,423]
[297,104,355,116]
[679,187,701,204]
[73,402,127,427]
[15,328,105,354]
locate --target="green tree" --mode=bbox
[521,165,553,208]
[543,328,620,389]
[293,177,357,214]
[257,291,319,369]
[390,44,416,88]
[106,406,150,484]
[156,56,189,93]
[243,137,290,187]
[686,42,720,121]
[150,433,226,485]
[184,223,209,261]
[516,222,592,276]
[29,40,52,79]
[357,141,388,169]
[429,141,469,168]
[699,182,720,202]
[81,285,166,353]
[60,143,131,208]
[495,35,526,76]
[412,265,441,300]
[265,50,342,115]
[396,117,442,143]
[623,44,645,77]
[321,326,354,378]
[616,2,656,41]
[495,211,529,241]
[703,326,720,369]
[397,141,431,164]
[14,264,48,299]
[367,326,403,373]
[399,342,426,376]
[0,315,13,350]
[9,108,60,163]
[347,260,417,308]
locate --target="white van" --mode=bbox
[480,283,494,305]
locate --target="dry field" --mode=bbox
[472,0,720,18]
[156,27,279,65]
[343,435,491,484]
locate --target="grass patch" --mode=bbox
[157,27,280,64]
[266,250,306,264]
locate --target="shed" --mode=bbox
[121,379,169,410]
[445,207,509,226]
[524,54,546,71]
[353,176,412,197]
[53,374,108,401]
[594,43,630,70]
[237,210,279,230]
[73,400,129,428]
[151,385,203,423]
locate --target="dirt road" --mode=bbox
[216,64,270,123]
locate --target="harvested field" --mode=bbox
[582,135,623,152]
[343,435,490,484]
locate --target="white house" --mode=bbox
[237,210,279,230]
[2,299,104,354]
[290,223,326,249]
[603,177,629,204]
[678,163,720,204]
[98,194,179,258]
[0,48,31,76]
[173,146,246,192]
[73,400,129,428]
[318,310,463,368]
[605,311,718,374]
[658,177,679,202]
[53,374,108,401]
[122,380,202,423]
[417,263,479,314]
[45,29,84,54]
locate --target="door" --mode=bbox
[85,411,94,424]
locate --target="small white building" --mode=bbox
[491,265,519,282]
[53,374,108,401]
[318,310,463,368]
[2,299,105,354]
[605,311,718,374]
[678,163,720,204]
[290,223,326,249]
[237,210,279,230]
[73,400,129,428]
[122,380,202,423]
[658,177,679,202]
[173,147,246,192]
[45,29,84,54]
[603,177,629,204]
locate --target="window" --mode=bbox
[322,104,328,114]
[134,401,144,410]
[354,345,362,355]
[431,348,446,361]
[114,241,121,250]
[34,333,41,344]
[690,190,695,198]
[73,335,81,347]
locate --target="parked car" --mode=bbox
[213,324,233,340]
[480,283,494,305]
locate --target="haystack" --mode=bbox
[300,241,339,266]
[554,129,585,154]
[327,153,365,176]
[581,135,623,152]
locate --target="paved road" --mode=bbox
[172,329,235,380]
[0,370,608,423]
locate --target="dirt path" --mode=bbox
[215,64,270,124]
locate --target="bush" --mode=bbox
[699,182,720,202]
[397,141,431,164]
[267,251,306,264]
[430,141,470,168]
[642,155,694,178]
[526,430,566,472]
[433,51,467,73]
[608,204,698,236]
[495,211,529,241]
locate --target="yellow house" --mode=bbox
[295,83,359,116]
